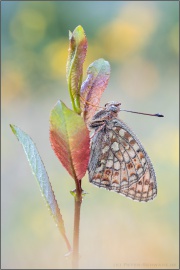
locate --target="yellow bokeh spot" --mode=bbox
[150,125,179,167]
[99,21,143,61]
[169,23,179,55]
[10,9,47,46]
[97,2,158,62]
[2,62,25,103]
[43,39,68,79]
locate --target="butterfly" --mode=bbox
[88,101,157,202]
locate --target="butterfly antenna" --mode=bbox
[121,109,164,117]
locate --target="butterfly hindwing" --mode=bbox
[88,118,157,202]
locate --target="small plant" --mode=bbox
[10,25,111,269]
[10,25,163,269]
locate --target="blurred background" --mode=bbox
[1,1,179,269]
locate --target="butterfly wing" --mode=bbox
[88,118,157,202]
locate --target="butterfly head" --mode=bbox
[90,101,121,124]
[104,101,121,113]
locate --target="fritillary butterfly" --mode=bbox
[88,101,158,202]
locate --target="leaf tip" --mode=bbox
[10,124,16,135]
[68,30,72,40]
[75,25,85,33]
[54,100,64,110]
[70,189,76,198]
[56,99,61,106]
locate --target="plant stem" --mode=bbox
[72,180,82,269]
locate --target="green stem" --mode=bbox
[72,180,82,269]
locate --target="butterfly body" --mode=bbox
[88,101,157,202]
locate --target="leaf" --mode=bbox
[80,58,110,124]
[10,124,71,252]
[49,100,90,182]
[66,25,88,114]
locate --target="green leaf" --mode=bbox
[66,25,87,114]
[10,124,71,252]
[80,58,110,124]
[49,100,90,182]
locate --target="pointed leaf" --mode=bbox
[49,100,90,182]
[66,25,88,114]
[10,124,71,252]
[80,58,110,124]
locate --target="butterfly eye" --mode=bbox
[110,105,118,112]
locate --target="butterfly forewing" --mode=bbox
[88,108,157,202]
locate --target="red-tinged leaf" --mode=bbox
[50,100,90,182]
[10,124,71,252]
[80,58,110,124]
[66,25,88,114]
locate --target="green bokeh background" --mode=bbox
[2,1,179,269]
